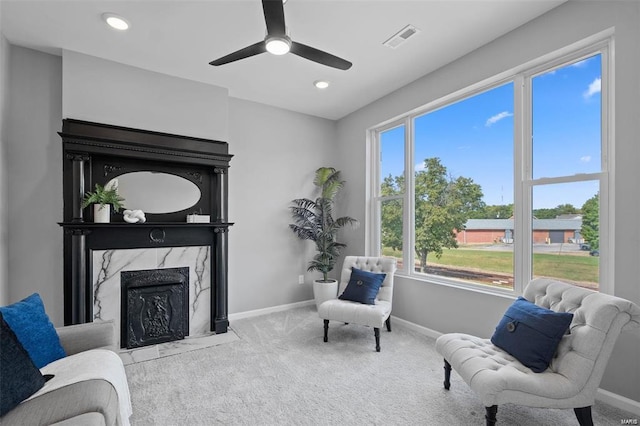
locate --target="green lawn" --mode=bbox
[382,246,599,285]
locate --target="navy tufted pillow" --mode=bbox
[0,293,66,368]
[491,297,573,373]
[0,312,46,416]
[339,267,386,305]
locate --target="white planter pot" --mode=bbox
[93,204,111,223]
[313,279,338,310]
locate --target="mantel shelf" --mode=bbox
[58,222,234,228]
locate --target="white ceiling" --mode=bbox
[1,0,565,120]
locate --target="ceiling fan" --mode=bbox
[209,0,352,70]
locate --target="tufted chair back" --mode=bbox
[339,256,396,303]
[523,278,640,404]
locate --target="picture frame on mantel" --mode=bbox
[58,119,233,338]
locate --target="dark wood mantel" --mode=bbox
[59,119,233,333]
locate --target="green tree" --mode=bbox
[414,158,485,272]
[533,203,580,219]
[469,204,513,219]
[380,175,404,252]
[532,208,557,219]
[555,203,579,216]
[581,194,599,250]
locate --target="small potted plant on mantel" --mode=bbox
[82,182,125,223]
[289,167,358,309]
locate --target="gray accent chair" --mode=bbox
[318,256,397,352]
[1,320,126,426]
[435,278,640,426]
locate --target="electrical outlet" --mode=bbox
[298,275,305,285]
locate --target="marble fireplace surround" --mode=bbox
[93,246,211,348]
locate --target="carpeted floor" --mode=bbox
[125,305,635,425]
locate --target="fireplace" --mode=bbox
[121,267,189,349]
[92,246,210,347]
[58,119,233,336]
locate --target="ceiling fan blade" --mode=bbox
[262,0,286,36]
[209,41,267,66]
[290,42,352,70]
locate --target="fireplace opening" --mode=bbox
[121,267,189,349]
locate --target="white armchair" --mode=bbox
[318,256,397,352]
[435,278,640,426]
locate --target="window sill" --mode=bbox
[394,270,518,300]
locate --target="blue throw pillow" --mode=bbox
[0,293,66,368]
[0,312,46,416]
[491,297,573,373]
[339,267,387,305]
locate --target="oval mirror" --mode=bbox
[107,172,201,214]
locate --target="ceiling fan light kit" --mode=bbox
[265,36,291,55]
[209,0,352,70]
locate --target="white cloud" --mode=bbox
[583,77,601,99]
[415,163,425,172]
[485,111,513,127]
[580,155,591,163]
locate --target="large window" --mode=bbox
[413,82,514,289]
[371,41,610,293]
[528,55,604,291]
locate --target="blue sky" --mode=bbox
[381,54,602,209]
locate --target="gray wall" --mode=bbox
[0,32,9,306]
[3,49,337,325]
[227,98,336,314]
[335,0,640,402]
[62,50,229,141]
[63,52,338,316]
[5,46,63,324]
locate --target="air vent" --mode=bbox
[383,24,420,49]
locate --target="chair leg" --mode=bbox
[385,316,391,332]
[374,327,380,352]
[485,406,498,426]
[323,319,329,342]
[574,406,593,426]
[443,359,452,390]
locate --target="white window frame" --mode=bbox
[369,120,411,273]
[367,32,614,295]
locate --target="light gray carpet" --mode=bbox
[125,305,635,425]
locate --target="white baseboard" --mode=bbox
[597,388,640,417]
[230,304,640,415]
[228,299,315,322]
[390,315,442,340]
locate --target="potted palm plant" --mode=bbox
[82,182,125,223]
[289,167,358,308]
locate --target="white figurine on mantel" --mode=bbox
[123,209,146,223]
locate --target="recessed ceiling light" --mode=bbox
[102,13,130,31]
[314,80,330,89]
